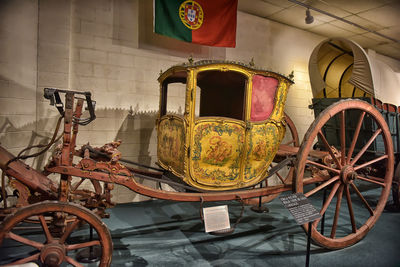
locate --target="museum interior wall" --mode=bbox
[1,0,399,203]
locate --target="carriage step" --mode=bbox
[276,144,329,158]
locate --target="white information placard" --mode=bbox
[203,205,230,233]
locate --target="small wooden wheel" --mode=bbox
[295,99,394,249]
[0,201,113,266]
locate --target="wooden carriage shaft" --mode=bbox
[46,164,326,202]
[0,146,58,198]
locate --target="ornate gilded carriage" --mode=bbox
[156,60,294,191]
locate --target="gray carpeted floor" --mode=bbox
[104,194,400,267]
[1,185,400,266]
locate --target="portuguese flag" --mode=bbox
[154,0,237,47]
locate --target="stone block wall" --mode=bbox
[0,0,38,163]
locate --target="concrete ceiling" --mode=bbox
[238,0,400,60]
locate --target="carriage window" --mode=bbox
[160,71,187,116]
[165,83,186,115]
[195,70,246,120]
[250,75,278,122]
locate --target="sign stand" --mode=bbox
[305,221,312,267]
[251,181,269,213]
[76,226,101,263]
[280,193,321,267]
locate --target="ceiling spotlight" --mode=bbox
[305,8,314,24]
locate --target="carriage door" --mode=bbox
[189,70,247,189]
[157,72,187,176]
[244,75,281,182]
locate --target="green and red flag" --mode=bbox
[154,0,237,47]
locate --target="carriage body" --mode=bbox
[156,61,293,191]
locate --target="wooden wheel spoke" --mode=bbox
[306,159,341,174]
[354,155,388,171]
[347,111,365,164]
[360,174,385,184]
[60,217,82,243]
[269,163,286,183]
[345,185,357,233]
[350,128,382,166]
[10,252,40,265]
[65,256,85,267]
[71,178,85,192]
[312,181,341,227]
[318,130,342,168]
[66,240,100,251]
[6,232,44,249]
[351,183,374,216]
[331,184,344,238]
[340,111,346,166]
[356,175,386,187]
[283,140,295,145]
[276,171,286,184]
[305,176,340,197]
[39,215,53,242]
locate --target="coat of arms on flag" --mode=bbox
[179,1,204,30]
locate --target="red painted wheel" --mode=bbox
[70,178,103,200]
[295,99,394,249]
[0,201,113,266]
[391,162,400,207]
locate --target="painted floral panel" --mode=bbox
[244,122,285,181]
[157,117,185,175]
[191,121,245,187]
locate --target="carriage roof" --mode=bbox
[309,37,400,106]
[158,60,295,84]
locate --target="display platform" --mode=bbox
[1,186,399,266]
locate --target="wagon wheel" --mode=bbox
[0,201,113,266]
[70,178,102,198]
[295,99,394,249]
[70,178,102,204]
[246,113,299,206]
[389,162,400,209]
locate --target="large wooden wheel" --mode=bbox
[390,162,400,208]
[0,201,113,266]
[295,99,394,249]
